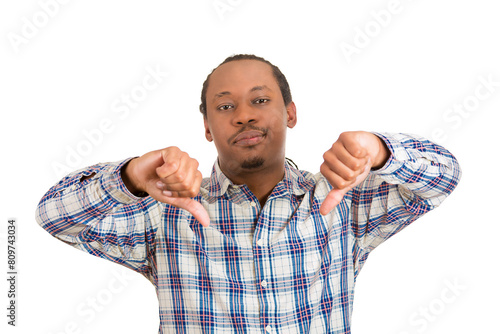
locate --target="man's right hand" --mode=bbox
[122,147,210,227]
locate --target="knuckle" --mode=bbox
[181,178,192,189]
[323,151,335,163]
[165,160,178,170]
[168,146,180,152]
[163,146,176,158]
[175,170,186,182]
[320,163,328,174]
[339,132,350,141]
[187,189,197,197]
[156,168,167,179]
[192,159,199,169]
[337,180,347,189]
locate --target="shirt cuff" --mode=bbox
[98,157,146,205]
[369,132,412,182]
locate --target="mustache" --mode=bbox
[228,125,268,144]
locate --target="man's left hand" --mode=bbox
[320,131,390,215]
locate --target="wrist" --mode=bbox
[121,158,147,197]
[371,135,390,170]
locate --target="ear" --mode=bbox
[204,116,213,142]
[286,101,297,128]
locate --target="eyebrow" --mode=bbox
[213,91,231,101]
[250,85,270,92]
[213,85,271,101]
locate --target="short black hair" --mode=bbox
[199,54,292,118]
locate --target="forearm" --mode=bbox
[351,132,461,254]
[35,158,144,243]
[371,132,462,210]
[35,158,162,276]
[121,158,148,197]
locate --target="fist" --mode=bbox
[122,147,209,227]
[154,147,203,198]
[319,131,389,215]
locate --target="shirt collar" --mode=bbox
[205,159,315,199]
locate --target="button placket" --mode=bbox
[252,194,277,334]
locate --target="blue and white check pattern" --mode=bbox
[36,133,461,333]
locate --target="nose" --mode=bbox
[233,104,257,126]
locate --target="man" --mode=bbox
[36,54,461,333]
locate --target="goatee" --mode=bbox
[241,157,265,169]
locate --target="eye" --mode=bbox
[217,104,234,111]
[254,98,270,104]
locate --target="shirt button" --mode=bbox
[250,201,256,207]
[265,325,272,333]
[261,280,268,288]
[257,239,264,247]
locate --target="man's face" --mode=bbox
[203,59,297,179]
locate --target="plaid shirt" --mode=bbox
[36,133,461,333]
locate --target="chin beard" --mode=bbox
[241,156,265,169]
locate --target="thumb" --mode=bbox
[320,188,348,215]
[163,196,210,227]
[320,159,372,215]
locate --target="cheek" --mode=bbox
[208,125,229,149]
[206,116,223,139]
[269,113,289,135]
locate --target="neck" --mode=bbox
[221,160,285,207]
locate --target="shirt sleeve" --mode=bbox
[350,133,462,272]
[35,158,163,282]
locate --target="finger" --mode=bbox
[325,143,369,172]
[320,163,357,190]
[163,197,210,227]
[320,159,372,215]
[339,132,368,159]
[340,159,372,191]
[320,188,348,215]
[322,152,368,183]
[156,148,182,179]
[157,169,202,197]
[354,160,372,185]
[161,155,199,188]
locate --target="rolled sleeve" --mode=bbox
[35,158,162,279]
[351,133,462,269]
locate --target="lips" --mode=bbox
[233,130,265,146]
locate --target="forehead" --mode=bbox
[207,60,278,95]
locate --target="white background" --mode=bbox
[1,0,499,333]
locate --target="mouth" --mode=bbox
[232,130,266,147]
